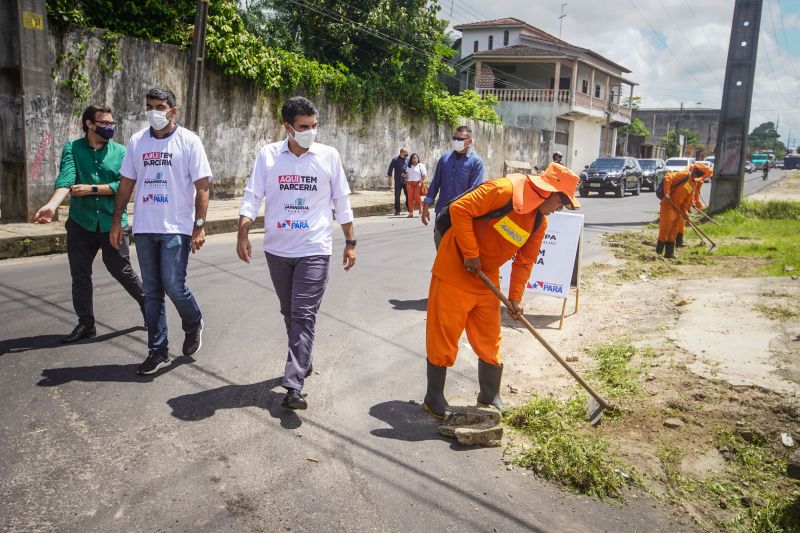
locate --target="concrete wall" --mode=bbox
[3,27,544,217]
[460,28,521,57]
[634,108,720,154]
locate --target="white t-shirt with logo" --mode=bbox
[239,139,352,257]
[120,126,213,235]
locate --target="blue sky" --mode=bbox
[439,0,800,150]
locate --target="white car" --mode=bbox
[702,156,715,170]
[664,157,696,173]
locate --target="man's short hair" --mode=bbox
[399,147,408,154]
[282,96,318,125]
[81,104,112,134]
[455,125,473,137]
[146,86,177,108]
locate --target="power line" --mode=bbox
[766,0,800,80]
[625,0,705,87]
[656,0,715,72]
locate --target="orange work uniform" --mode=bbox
[658,170,696,243]
[426,176,547,367]
[677,171,707,235]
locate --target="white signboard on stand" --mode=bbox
[499,211,584,300]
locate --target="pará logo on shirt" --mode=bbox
[277,219,310,231]
[142,193,169,204]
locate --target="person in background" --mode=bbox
[421,126,485,247]
[656,163,711,258]
[405,153,426,218]
[386,148,409,216]
[34,104,144,343]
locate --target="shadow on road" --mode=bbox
[0,326,144,357]
[167,377,301,430]
[36,355,194,386]
[388,298,427,311]
[369,400,473,451]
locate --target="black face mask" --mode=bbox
[94,124,115,141]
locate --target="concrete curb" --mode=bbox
[0,203,395,260]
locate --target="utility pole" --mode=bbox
[558,3,567,39]
[185,0,210,133]
[710,0,763,213]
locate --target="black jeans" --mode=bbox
[394,177,408,213]
[65,218,144,327]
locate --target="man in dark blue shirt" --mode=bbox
[421,126,486,246]
[386,148,409,215]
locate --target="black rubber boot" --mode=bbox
[664,242,676,259]
[476,359,507,413]
[423,361,448,419]
[676,232,684,247]
[655,240,665,255]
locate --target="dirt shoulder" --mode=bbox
[497,173,800,531]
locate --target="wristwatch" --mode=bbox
[345,239,357,247]
[91,186,98,194]
[194,218,205,228]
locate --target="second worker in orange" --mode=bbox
[423,164,581,418]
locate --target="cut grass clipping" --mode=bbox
[604,199,800,279]
[505,340,650,500]
[505,395,631,500]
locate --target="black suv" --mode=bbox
[636,158,666,191]
[579,157,642,198]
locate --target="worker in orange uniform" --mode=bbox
[675,166,711,247]
[656,164,711,258]
[423,164,581,418]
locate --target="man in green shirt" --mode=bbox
[34,104,144,343]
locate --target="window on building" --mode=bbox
[581,80,589,94]
[503,31,509,46]
[488,35,494,50]
[473,40,479,53]
[595,84,601,98]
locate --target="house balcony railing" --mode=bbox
[478,88,631,120]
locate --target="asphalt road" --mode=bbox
[2,170,783,532]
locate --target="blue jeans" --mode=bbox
[135,233,202,354]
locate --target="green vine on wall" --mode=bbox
[55,42,90,111]
[98,30,122,75]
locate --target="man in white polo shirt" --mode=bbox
[237,96,356,410]
[110,86,212,376]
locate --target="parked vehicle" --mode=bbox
[703,156,715,170]
[664,157,696,172]
[784,154,800,170]
[579,157,643,198]
[745,160,755,173]
[636,158,666,192]
[775,159,784,169]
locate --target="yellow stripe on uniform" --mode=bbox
[493,216,530,247]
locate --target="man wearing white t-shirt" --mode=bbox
[110,87,212,376]
[237,96,356,410]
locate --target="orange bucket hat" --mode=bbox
[511,163,581,214]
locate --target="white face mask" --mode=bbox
[146,109,171,131]
[452,139,466,152]
[290,126,317,149]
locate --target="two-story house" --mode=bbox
[452,18,637,171]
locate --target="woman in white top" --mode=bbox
[405,153,426,217]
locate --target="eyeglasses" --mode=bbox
[94,120,116,126]
[452,136,469,141]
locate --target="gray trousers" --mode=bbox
[265,252,331,391]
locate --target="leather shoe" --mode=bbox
[282,389,308,410]
[61,324,96,344]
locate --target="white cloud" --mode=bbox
[442,0,800,148]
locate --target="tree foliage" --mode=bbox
[619,118,649,137]
[45,0,499,126]
[661,128,702,158]
[748,121,786,158]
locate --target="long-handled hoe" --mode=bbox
[666,198,717,252]
[477,271,613,426]
[691,206,719,225]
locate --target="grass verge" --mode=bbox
[505,394,632,500]
[604,199,800,279]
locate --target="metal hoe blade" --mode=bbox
[586,397,604,427]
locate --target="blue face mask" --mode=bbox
[94,123,115,141]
